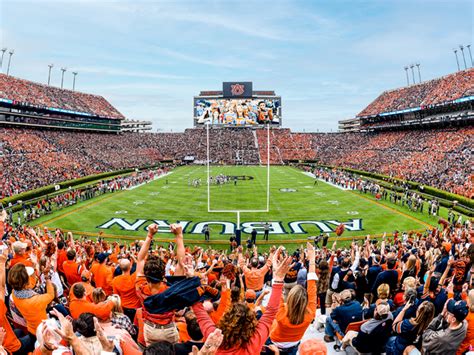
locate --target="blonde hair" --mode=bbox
[406,255,416,271]
[108,294,124,315]
[403,277,416,289]
[377,283,390,299]
[92,288,106,304]
[286,285,308,325]
[412,301,435,335]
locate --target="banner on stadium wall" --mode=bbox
[97,218,363,235]
[223,82,253,98]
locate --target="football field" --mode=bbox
[31,166,439,249]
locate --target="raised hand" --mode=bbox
[147,223,159,237]
[306,242,315,262]
[170,223,183,236]
[40,324,59,352]
[94,317,114,352]
[272,247,292,282]
[50,309,74,343]
[192,328,223,355]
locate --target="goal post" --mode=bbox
[206,123,271,244]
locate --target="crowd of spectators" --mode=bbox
[1,125,472,199]
[8,167,169,225]
[0,199,472,354]
[0,74,124,119]
[357,68,473,117]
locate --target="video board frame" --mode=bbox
[193,95,282,128]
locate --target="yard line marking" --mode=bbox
[38,191,126,227]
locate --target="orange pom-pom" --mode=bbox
[335,224,345,236]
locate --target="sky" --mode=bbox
[0,0,472,132]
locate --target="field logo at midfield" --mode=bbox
[97,218,363,235]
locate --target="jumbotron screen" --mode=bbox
[193,97,282,127]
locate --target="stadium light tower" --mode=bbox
[72,71,78,91]
[404,66,410,85]
[467,44,473,67]
[409,64,415,84]
[6,49,14,76]
[0,48,7,72]
[459,45,467,69]
[415,63,421,83]
[453,49,460,71]
[60,67,67,89]
[47,64,54,85]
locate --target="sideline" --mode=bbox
[301,172,350,191]
[128,171,173,190]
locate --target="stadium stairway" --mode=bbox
[252,130,262,165]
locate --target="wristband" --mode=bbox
[43,343,55,351]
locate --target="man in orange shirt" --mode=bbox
[90,253,113,295]
[112,258,141,322]
[56,240,68,275]
[240,255,272,294]
[10,241,34,268]
[69,283,114,320]
[69,270,94,302]
[62,249,85,287]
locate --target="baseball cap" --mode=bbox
[299,339,327,355]
[97,253,109,263]
[442,242,452,253]
[245,289,256,300]
[447,299,469,322]
[376,302,391,316]
[12,241,27,253]
[196,262,207,270]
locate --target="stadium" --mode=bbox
[0,1,473,355]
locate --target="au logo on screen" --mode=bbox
[230,84,245,96]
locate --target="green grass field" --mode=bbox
[30,166,443,250]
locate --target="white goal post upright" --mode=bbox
[206,123,271,244]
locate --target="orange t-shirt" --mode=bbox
[112,273,141,309]
[62,260,84,287]
[10,254,34,268]
[69,298,114,320]
[270,279,317,342]
[243,265,269,291]
[91,263,113,295]
[0,300,21,352]
[69,282,94,302]
[210,289,230,324]
[177,320,191,343]
[458,310,474,355]
[57,249,68,273]
[135,277,173,325]
[12,282,55,335]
